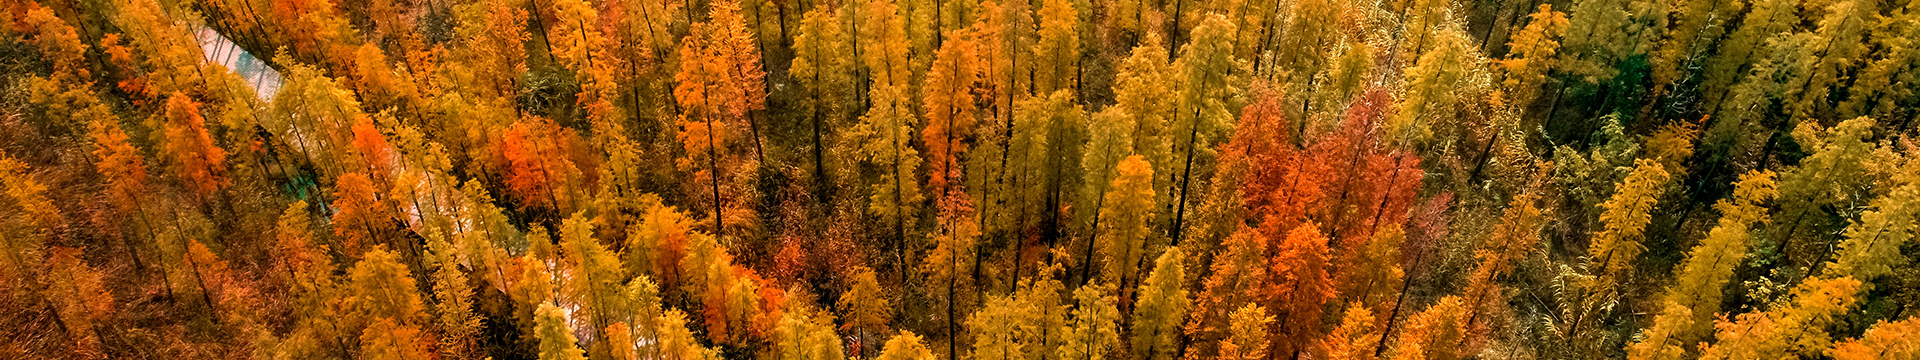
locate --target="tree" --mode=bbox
[792,4,856,183]
[923,31,980,194]
[1581,159,1673,306]
[500,116,586,213]
[1264,225,1336,358]
[360,318,435,360]
[853,84,925,279]
[348,247,429,327]
[1031,0,1078,95]
[90,116,155,271]
[333,172,393,256]
[774,304,846,360]
[43,247,111,352]
[1167,14,1243,245]
[1387,297,1468,360]
[1098,155,1155,289]
[560,212,628,340]
[536,303,588,360]
[839,265,893,356]
[878,331,935,360]
[1390,29,1466,146]
[1697,277,1863,359]
[1184,224,1269,360]
[163,92,229,200]
[1059,283,1119,360]
[1132,247,1189,360]
[1217,304,1273,360]
[1497,4,1569,108]
[1316,304,1381,360]
[1828,317,1920,360]
[1626,170,1776,360]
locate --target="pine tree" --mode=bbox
[1132,247,1189,360]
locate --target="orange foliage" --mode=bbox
[163,93,228,198]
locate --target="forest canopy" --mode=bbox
[0,0,1916,358]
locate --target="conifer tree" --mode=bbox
[1059,283,1119,360]
[1132,247,1189,360]
[839,265,893,355]
[1626,171,1776,360]
[1316,304,1381,360]
[44,247,111,352]
[536,303,588,360]
[163,93,229,200]
[1098,155,1155,289]
[1265,225,1336,358]
[879,331,936,360]
[1217,304,1273,360]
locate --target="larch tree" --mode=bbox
[853,84,926,282]
[1059,283,1120,360]
[1132,247,1189,360]
[43,247,111,353]
[360,318,435,360]
[90,117,155,269]
[1496,4,1568,110]
[1167,14,1242,245]
[163,93,229,200]
[1264,225,1337,359]
[1097,155,1155,291]
[1387,296,1469,360]
[500,115,585,214]
[561,212,629,340]
[1828,317,1920,360]
[1696,276,1863,359]
[923,30,980,195]
[536,303,589,360]
[791,4,856,183]
[1031,0,1078,95]
[1459,192,1543,335]
[348,247,430,331]
[333,172,394,256]
[774,303,846,360]
[1184,224,1270,360]
[1626,170,1776,360]
[1217,304,1273,360]
[1785,0,1875,121]
[839,265,893,356]
[1316,304,1381,360]
[878,331,936,360]
[676,0,770,236]
[1580,158,1674,302]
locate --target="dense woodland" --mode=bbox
[0,0,1917,357]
